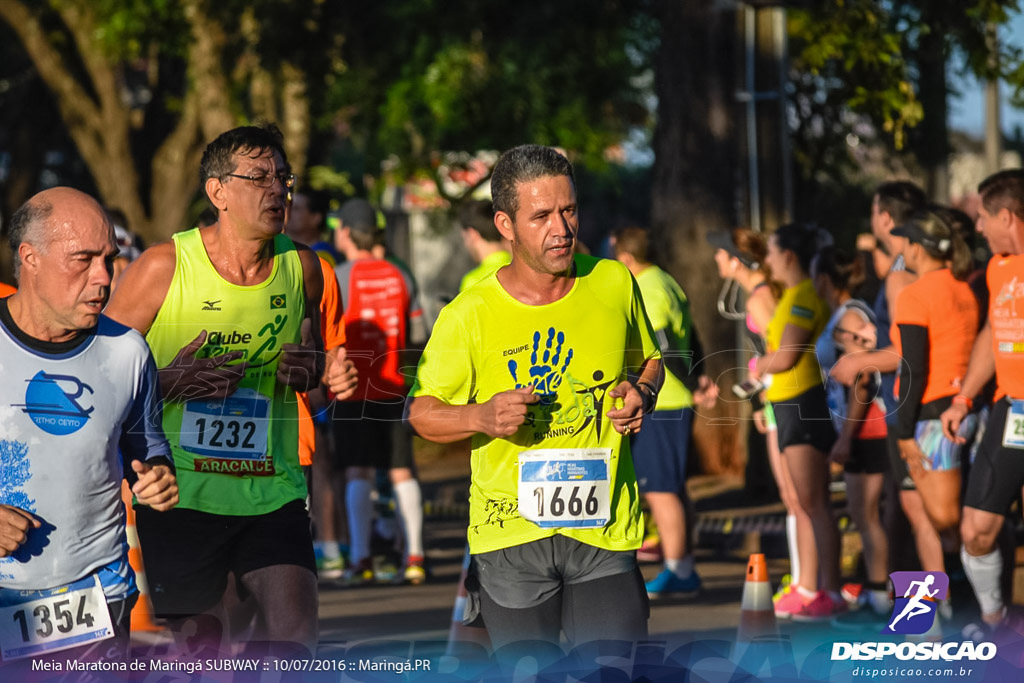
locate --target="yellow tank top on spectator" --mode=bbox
[764,278,829,402]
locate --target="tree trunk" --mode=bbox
[651,0,744,475]
[912,20,949,202]
[280,62,311,177]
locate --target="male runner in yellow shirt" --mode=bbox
[408,144,662,650]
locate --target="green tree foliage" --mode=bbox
[791,1,921,150]
[321,0,658,200]
[0,0,341,240]
[788,0,1022,240]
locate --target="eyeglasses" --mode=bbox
[223,171,296,189]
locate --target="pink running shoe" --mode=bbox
[774,589,805,619]
[793,591,848,622]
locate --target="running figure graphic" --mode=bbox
[889,574,939,631]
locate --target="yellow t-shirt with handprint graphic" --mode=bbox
[409,254,661,554]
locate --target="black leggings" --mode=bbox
[479,566,649,649]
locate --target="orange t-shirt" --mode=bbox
[298,257,347,466]
[0,283,15,297]
[891,268,978,405]
[988,254,1024,401]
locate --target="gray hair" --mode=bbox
[491,145,575,221]
[8,199,53,282]
[199,122,288,185]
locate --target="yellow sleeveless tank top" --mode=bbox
[146,228,306,515]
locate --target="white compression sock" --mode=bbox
[393,479,424,558]
[961,546,1004,619]
[346,479,374,564]
[787,514,801,585]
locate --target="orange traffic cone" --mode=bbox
[122,482,164,633]
[737,553,778,642]
[445,546,491,657]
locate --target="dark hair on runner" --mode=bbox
[901,209,973,281]
[297,188,331,221]
[459,199,500,242]
[9,198,55,281]
[612,226,652,263]
[875,181,927,225]
[814,246,864,294]
[772,222,821,273]
[978,169,1024,222]
[199,122,288,185]
[491,145,575,221]
[929,204,975,252]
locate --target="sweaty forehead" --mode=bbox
[48,200,112,239]
[518,175,575,205]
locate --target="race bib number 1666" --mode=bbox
[518,448,612,529]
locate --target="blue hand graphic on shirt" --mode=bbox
[507,328,574,399]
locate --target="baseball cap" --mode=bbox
[336,198,379,235]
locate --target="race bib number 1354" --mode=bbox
[0,576,113,661]
[518,448,612,528]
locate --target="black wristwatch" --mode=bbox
[637,381,658,413]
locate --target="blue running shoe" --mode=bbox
[645,569,701,598]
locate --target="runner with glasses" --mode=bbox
[224,171,297,188]
[106,123,326,653]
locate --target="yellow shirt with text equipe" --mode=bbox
[409,255,660,554]
[764,278,829,403]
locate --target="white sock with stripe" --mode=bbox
[393,479,424,559]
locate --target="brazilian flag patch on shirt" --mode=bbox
[270,294,287,309]
[791,305,814,320]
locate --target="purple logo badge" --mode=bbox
[884,571,949,635]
